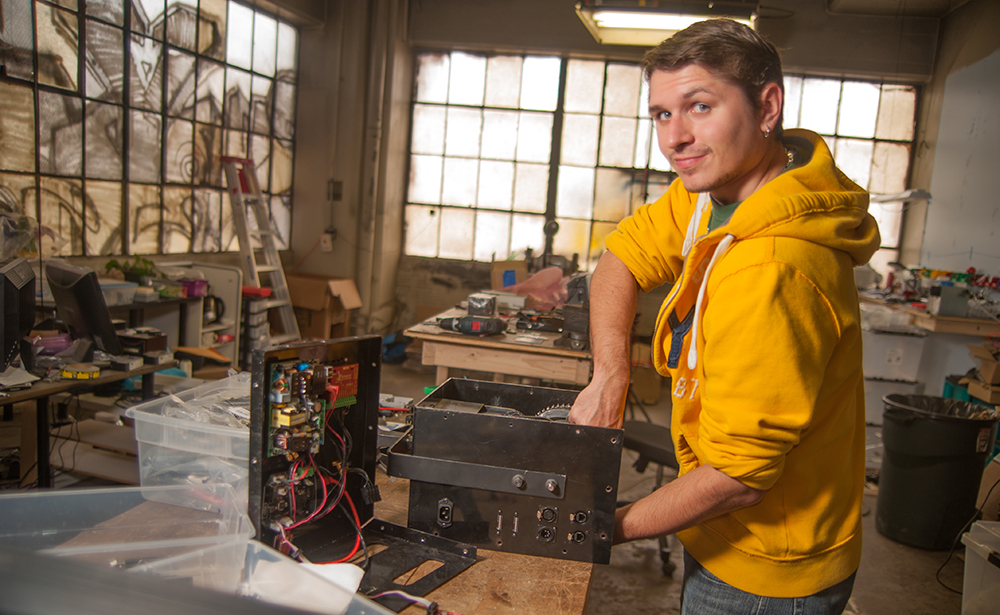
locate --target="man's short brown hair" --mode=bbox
[642,19,785,135]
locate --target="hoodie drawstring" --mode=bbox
[682,193,711,258]
[687,233,735,370]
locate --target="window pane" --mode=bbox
[197,58,225,124]
[166,0,197,50]
[198,0,226,60]
[834,138,873,190]
[250,75,272,134]
[84,180,122,255]
[513,163,547,213]
[167,48,196,117]
[438,208,474,260]
[270,195,291,250]
[556,165,594,219]
[634,118,651,169]
[484,56,521,108]
[600,116,637,168]
[252,12,277,77]
[448,52,486,106]
[876,85,916,141]
[564,59,603,114]
[39,90,83,176]
[37,3,79,91]
[869,142,910,195]
[515,112,552,163]
[129,182,161,253]
[594,167,630,221]
[163,185,193,253]
[130,34,163,111]
[477,160,514,210]
[870,202,903,248]
[639,78,650,118]
[86,19,124,103]
[444,107,482,157]
[589,221,618,270]
[649,131,671,172]
[2,0,35,80]
[273,81,296,140]
[561,114,599,167]
[799,77,840,135]
[604,64,641,117]
[165,118,194,183]
[474,210,510,261]
[40,177,83,255]
[224,67,251,130]
[132,0,165,38]
[226,1,253,70]
[86,101,123,180]
[441,157,478,207]
[520,56,560,111]
[404,205,439,257]
[88,0,125,25]
[480,109,517,160]
[192,188,222,252]
[553,217,589,260]
[271,138,293,195]
[783,75,803,129]
[837,81,879,138]
[276,22,298,77]
[0,174,36,218]
[409,154,442,204]
[0,81,36,172]
[415,53,449,103]
[510,213,544,255]
[251,135,270,192]
[412,104,446,155]
[193,122,223,186]
[130,110,162,183]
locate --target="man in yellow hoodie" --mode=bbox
[569,19,881,614]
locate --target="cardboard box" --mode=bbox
[968,379,1000,405]
[491,260,528,290]
[968,343,1000,385]
[285,273,362,340]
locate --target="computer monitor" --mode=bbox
[45,261,124,356]
[0,257,36,370]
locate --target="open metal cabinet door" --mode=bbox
[248,336,476,613]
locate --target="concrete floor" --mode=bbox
[379,357,966,615]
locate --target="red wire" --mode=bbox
[326,489,363,564]
[287,454,329,529]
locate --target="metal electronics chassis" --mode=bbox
[248,336,476,612]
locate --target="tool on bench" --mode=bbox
[437,316,507,336]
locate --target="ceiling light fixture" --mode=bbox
[576,1,758,47]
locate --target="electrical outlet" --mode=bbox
[320,232,334,253]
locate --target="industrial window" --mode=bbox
[0,0,299,257]
[403,50,917,272]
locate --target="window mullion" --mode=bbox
[543,57,569,257]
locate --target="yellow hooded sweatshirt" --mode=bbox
[606,129,881,598]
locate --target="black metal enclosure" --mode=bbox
[388,379,624,564]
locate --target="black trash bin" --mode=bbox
[875,394,999,550]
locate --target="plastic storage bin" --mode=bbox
[0,483,252,567]
[99,278,139,306]
[126,371,251,506]
[133,539,394,615]
[961,521,1000,615]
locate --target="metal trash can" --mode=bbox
[876,394,999,550]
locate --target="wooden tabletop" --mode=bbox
[405,307,591,360]
[1,361,179,406]
[376,472,594,615]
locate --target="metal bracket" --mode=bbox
[386,430,567,499]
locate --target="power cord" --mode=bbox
[935,475,1000,593]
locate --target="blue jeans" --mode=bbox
[682,551,856,615]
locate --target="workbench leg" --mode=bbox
[436,365,449,385]
[36,398,50,489]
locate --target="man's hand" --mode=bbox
[569,369,629,428]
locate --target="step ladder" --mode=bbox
[221,156,300,346]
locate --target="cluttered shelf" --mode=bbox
[859,293,1000,337]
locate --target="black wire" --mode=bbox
[339,499,370,571]
[935,475,1000,593]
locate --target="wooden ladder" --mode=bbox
[221,156,300,346]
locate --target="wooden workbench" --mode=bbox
[405,308,592,386]
[376,472,594,615]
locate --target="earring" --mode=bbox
[763,128,771,138]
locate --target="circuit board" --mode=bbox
[249,338,381,563]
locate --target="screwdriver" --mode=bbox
[437,316,507,336]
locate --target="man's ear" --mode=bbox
[759,82,783,133]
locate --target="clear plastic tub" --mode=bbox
[99,278,139,306]
[0,483,253,568]
[125,372,251,505]
[132,539,394,615]
[961,521,1000,615]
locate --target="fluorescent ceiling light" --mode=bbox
[577,2,758,46]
